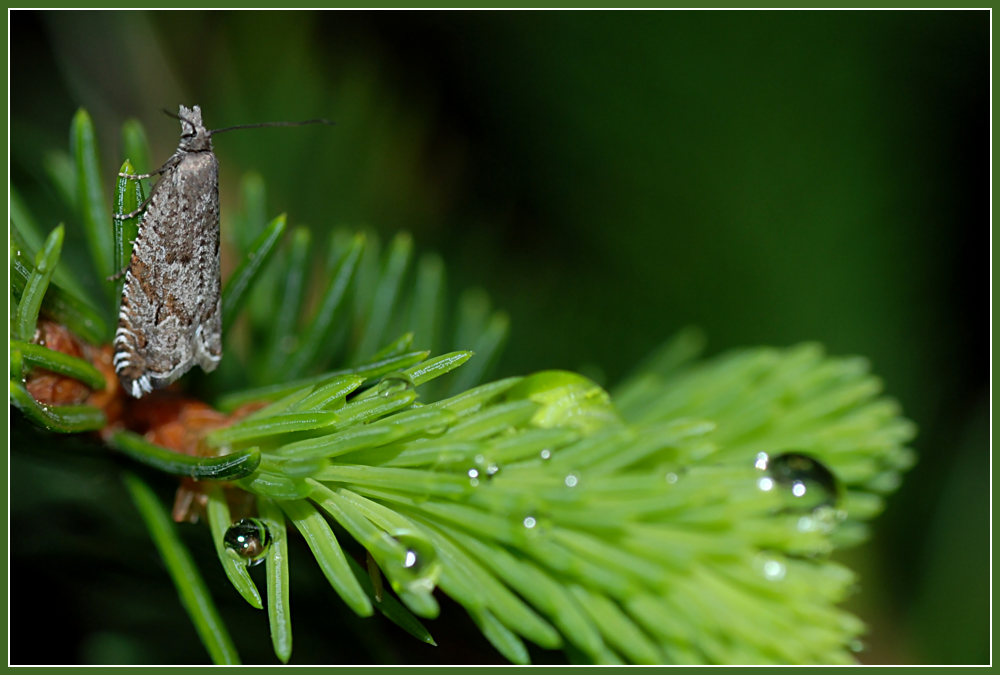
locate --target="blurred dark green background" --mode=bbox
[10,10,988,665]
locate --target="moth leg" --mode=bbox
[117,167,166,180]
[115,157,182,220]
[119,153,182,181]
[106,265,129,281]
[113,195,152,220]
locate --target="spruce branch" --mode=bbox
[8,108,916,665]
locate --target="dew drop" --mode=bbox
[754,451,769,470]
[539,449,551,460]
[665,472,678,484]
[468,468,479,479]
[523,516,537,529]
[762,559,785,581]
[486,463,500,476]
[754,552,787,581]
[474,454,485,465]
[757,476,774,492]
[378,371,415,397]
[766,452,839,511]
[469,477,480,487]
[564,473,579,488]
[849,639,865,653]
[223,518,271,566]
[392,532,434,569]
[386,531,442,595]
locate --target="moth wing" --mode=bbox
[113,151,222,397]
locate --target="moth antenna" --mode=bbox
[210,119,335,136]
[162,108,196,134]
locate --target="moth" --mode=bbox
[114,105,331,398]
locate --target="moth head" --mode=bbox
[175,105,212,152]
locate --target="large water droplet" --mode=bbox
[378,371,415,397]
[385,531,441,595]
[223,518,270,566]
[764,452,839,511]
